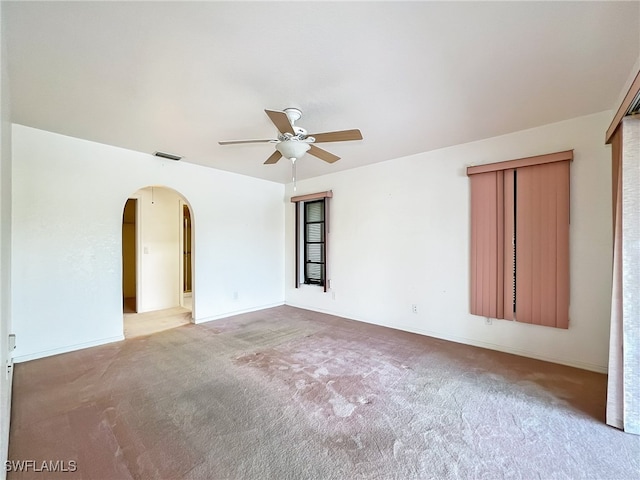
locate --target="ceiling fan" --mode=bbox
[218,108,363,165]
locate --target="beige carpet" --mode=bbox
[124,306,191,338]
[8,306,640,479]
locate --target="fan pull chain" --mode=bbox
[292,158,297,192]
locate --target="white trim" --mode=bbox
[178,198,185,309]
[178,200,195,319]
[193,302,285,324]
[129,194,142,313]
[284,302,608,374]
[12,335,125,363]
[1,357,14,480]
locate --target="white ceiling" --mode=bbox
[5,1,639,183]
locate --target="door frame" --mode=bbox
[178,198,194,318]
[132,194,143,312]
[121,194,143,313]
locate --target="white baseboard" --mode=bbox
[395,323,608,374]
[0,357,14,480]
[12,335,125,364]
[284,302,608,374]
[194,302,285,325]
[12,302,288,361]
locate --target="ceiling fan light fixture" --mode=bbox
[276,140,310,160]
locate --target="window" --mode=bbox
[467,150,572,328]
[291,191,332,292]
[303,200,325,286]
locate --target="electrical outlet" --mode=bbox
[412,304,418,314]
[233,291,239,300]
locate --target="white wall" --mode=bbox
[11,125,285,362]
[133,187,182,313]
[10,110,615,371]
[286,111,613,373]
[0,2,12,477]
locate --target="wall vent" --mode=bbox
[153,151,182,161]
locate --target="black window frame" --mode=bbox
[291,191,332,292]
[303,199,326,286]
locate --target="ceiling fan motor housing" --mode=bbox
[281,127,309,141]
[280,108,309,139]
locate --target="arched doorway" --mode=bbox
[121,186,195,337]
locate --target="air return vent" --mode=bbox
[153,151,182,161]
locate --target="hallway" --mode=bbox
[123,300,191,338]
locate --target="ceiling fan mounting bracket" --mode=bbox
[281,108,308,138]
[283,108,302,125]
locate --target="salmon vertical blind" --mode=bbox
[469,170,507,319]
[467,150,572,329]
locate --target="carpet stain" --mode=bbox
[326,380,356,417]
[233,333,410,427]
[9,306,637,480]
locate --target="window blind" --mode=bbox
[468,151,571,328]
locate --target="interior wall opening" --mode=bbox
[122,198,137,313]
[121,186,195,338]
[181,202,193,311]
